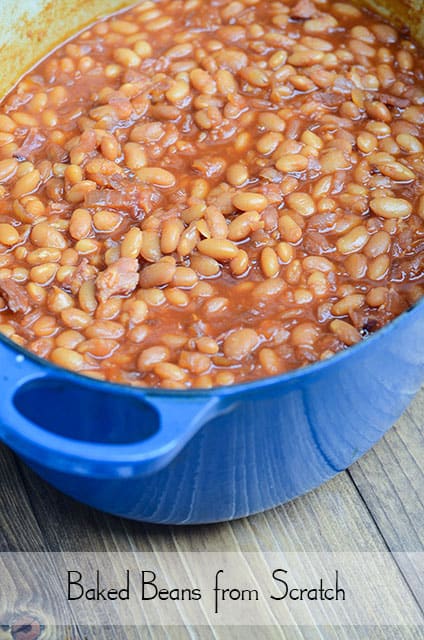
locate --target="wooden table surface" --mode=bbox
[0,388,423,639]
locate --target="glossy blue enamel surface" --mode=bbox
[0,299,423,524]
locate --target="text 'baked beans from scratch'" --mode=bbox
[0,0,423,388]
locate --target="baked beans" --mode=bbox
[0,0,423,387]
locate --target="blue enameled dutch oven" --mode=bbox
[0,0,423,524]
[0,297,422,524]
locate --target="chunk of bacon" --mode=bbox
[84,176,156,219]
[290,0,317,19]
[62,258,97,295]
[69,129,97,164]
[96,258,139,302]
[375,92,410,109]
[0,278,31,313]
[15,128,47,161]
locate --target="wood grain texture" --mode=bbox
[0,447,45,553]
[350,393,424,552]
[0,450,82,637]
[0,389,423,639]
[348,391,424,613]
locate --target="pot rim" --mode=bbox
[1,294,423,398]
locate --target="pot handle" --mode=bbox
[0,343,223,478]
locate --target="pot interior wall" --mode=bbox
[0,0,133,98]
[354,0,424,42]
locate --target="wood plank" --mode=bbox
[212,627,422,640]
[348,388,424,609]
[0,447,82,639]
[170,474,421,640]
[11,461,391,637]
[15,461,195,632]
[0,448,158,637]
[0,447,45,552]
[15,458,423,638]
[350,390,423,551]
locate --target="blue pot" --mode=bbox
[0,298,423,524]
